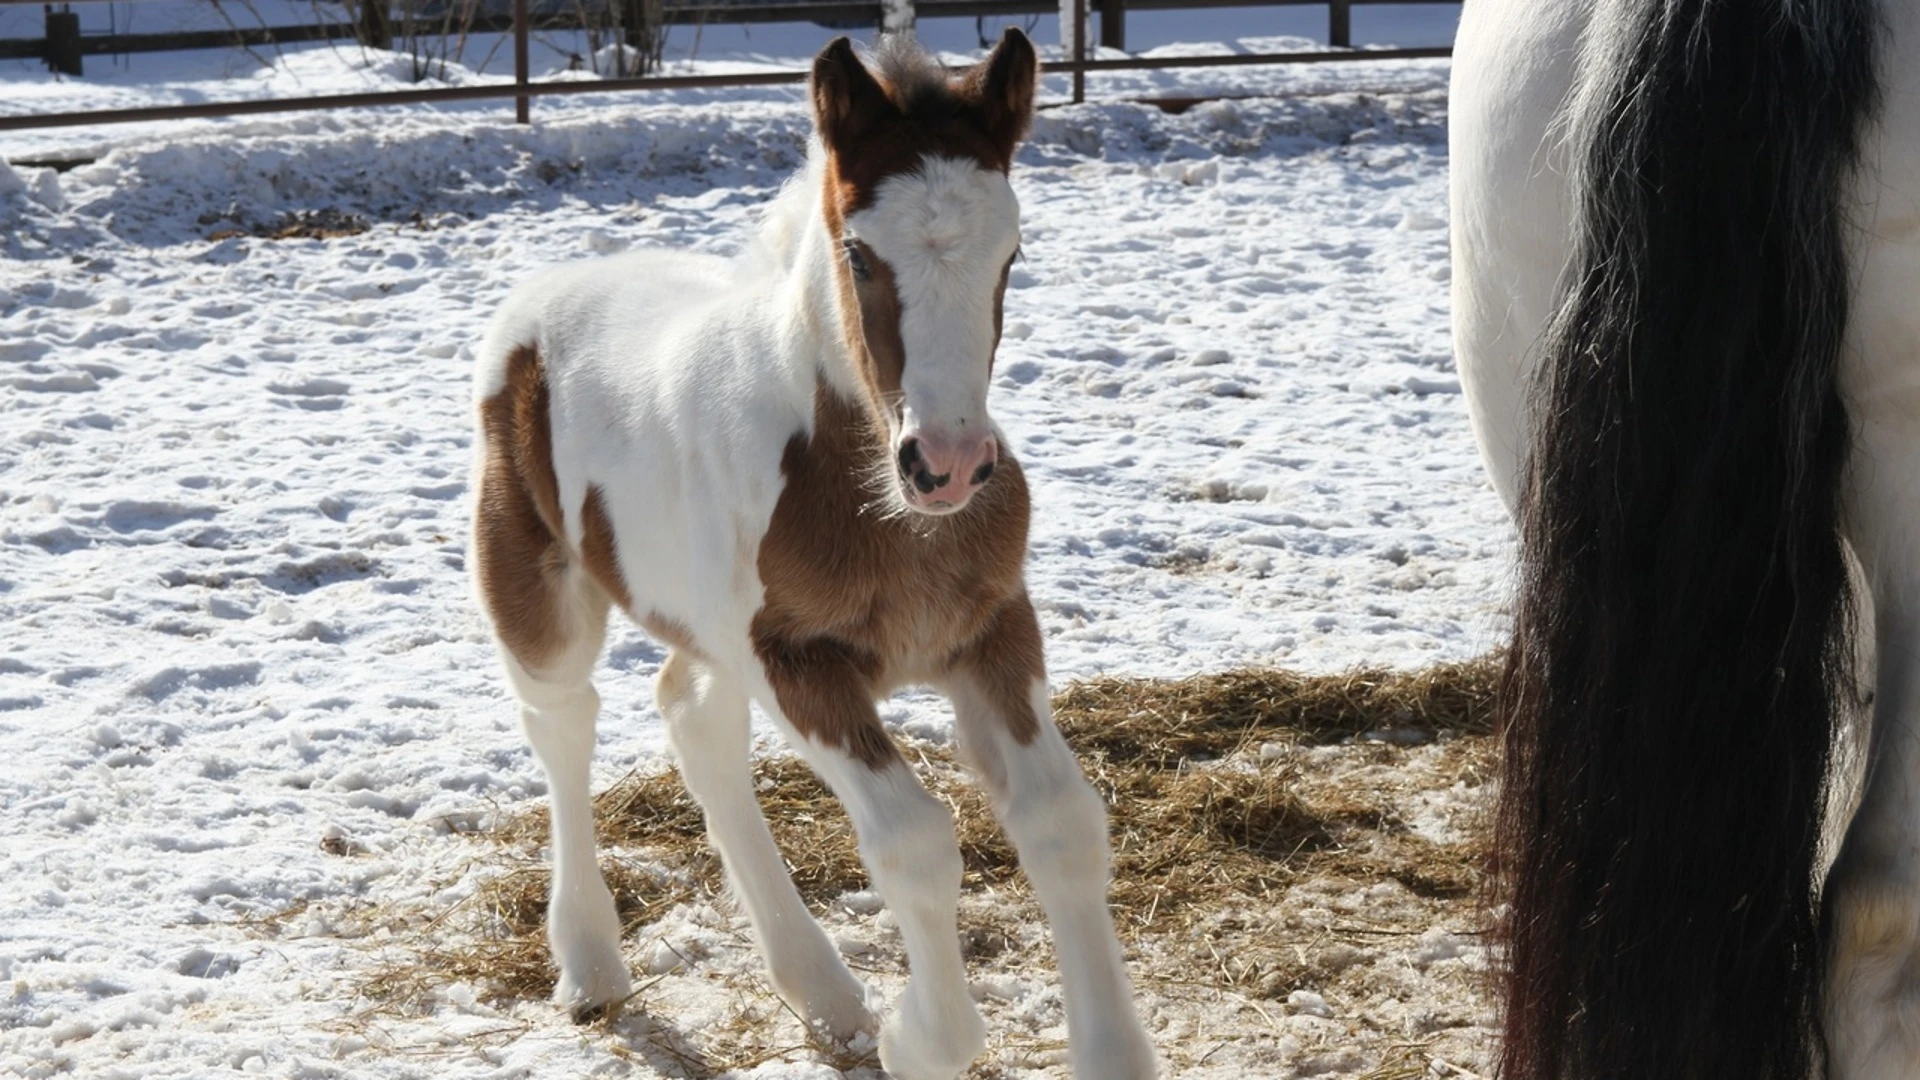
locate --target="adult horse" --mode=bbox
[1451,0,1920,1077]
[468,30,1154,1080]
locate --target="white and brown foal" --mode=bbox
[469,30,1155,1080]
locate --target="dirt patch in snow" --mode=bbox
[203,207,373,241]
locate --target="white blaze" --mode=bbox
[844,155,1021,439]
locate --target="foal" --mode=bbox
[470,31,1154,1080]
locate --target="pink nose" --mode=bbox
[896,430,998,511]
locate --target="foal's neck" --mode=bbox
[776,182,868,411]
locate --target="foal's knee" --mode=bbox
[863,781,963,899]
[1002,765,1110,879]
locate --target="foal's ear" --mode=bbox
[965,27,1038,162]
[812,37,894,155]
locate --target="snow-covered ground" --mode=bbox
[0,30,1507,1080]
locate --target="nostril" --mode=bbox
[970,460,995,486]
[897,438,922,478]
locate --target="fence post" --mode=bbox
[1328,0,1350,48]
[513,0,529,124]
[1097,0,1122,51]
[358,0,391,50]
[1060,0,1085,103]
[44,5,81,77]
[880,0,914,37]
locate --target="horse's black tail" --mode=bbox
[1495,2,1879,1078]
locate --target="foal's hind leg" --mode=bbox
[945,598,1156,1079]
[472,461,630,1017]
[492,582,634,1020]
[654,650,874,1039]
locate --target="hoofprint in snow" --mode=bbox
[0,44,1504,1080]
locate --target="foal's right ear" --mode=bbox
[812,37,894,156]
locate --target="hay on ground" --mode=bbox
[354,655,1500,1022]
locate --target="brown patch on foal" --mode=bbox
[990,256,1012,366]
[752,384,1035,767]
[474,345,570,670]
[579,484,632,613]
[949,593,1044,745]
[837,240,906,404]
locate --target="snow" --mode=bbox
[0,28,1504,1080]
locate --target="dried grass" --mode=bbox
[1054,656,1500,762]
[358,655,1501,1024]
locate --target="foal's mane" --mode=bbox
[744,154,823,279]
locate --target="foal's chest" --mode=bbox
[752,446,1029,676]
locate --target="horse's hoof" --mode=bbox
[554,962,634,1025]
[570,997,622,1025]
[877,989,986,1080]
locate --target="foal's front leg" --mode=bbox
[654,650,874,1040]
[946,598,1157,1079]
[760,657,987,1080]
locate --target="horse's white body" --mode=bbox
[469,34,1153,1080]
[477,189,833,668]
[1453,0,1920,1073]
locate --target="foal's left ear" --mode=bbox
[964,27,1038,164]
[813,36,896,157]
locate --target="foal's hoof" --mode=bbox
[554,964,635,1025]
[878,995,986,1080]
[1068,1019,1158,1079]
[570,997,624,1025]
[805,996,877,1046]
[770,951,876,1043]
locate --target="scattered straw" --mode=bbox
[348,655,1502,1065]
[1053,656,1500,762]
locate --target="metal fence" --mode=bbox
[0,0,1453,133]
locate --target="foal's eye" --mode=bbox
[842,239,872,282]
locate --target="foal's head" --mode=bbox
[810,30,1037,516]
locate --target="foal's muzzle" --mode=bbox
[896,430,998,513]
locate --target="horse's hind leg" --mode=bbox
[945,598,1155,1079]
[1822,442,1920,1076]
[497,594,630,1021]
[472,446,630,1018]
[654,650,874,1039]
[1824,355,1920,1075]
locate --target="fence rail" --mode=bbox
[0,0,1454,134]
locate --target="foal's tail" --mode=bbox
[1496,2,1878,1079]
